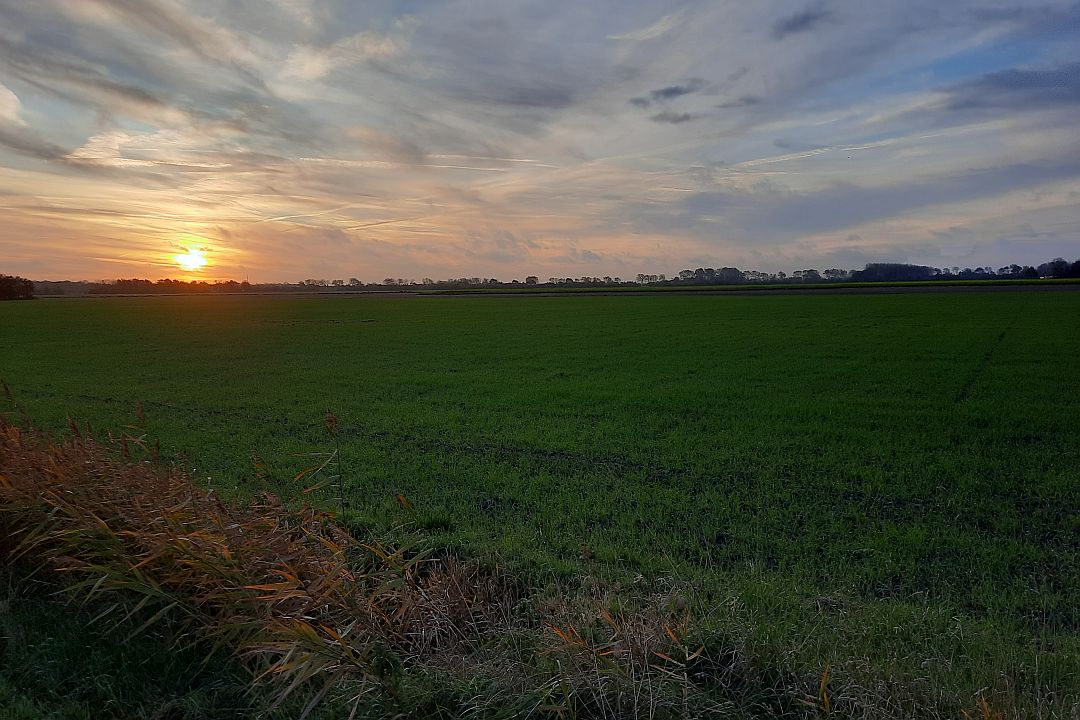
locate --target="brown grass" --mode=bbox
[0,419,721,718]
[2,417,1038,719]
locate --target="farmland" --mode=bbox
[1,290,1078,717]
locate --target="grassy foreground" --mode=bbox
[1,291,1078,717]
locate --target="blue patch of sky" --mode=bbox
[814,38,1043,106]
[915,39,1044,84]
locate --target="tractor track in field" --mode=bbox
[954,329,1008,404]
[6,386,698,483]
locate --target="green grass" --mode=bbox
[1,291,1078,715]
[0,572,258,720]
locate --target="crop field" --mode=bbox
[1,290,1078,715]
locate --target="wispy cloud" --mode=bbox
[608,10,686,42]
[944,63,1080,111]
[772,6,833,40]
[650,111,698,124]
[0,82,23,125]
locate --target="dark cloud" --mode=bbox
[681,158,1080,237]
[0,27,319,149]
[944,63,1080,111]
[0,126,68,160]
[970,3,1080,37]
[0,36,176,116]
[650,78,706,102]
[650,111,698,124]
[483,82,577,109]
[773,138,817,151]
[772,7,832,39]
[86,0,268,91]
[717,95,761,109]
[630,78,707,108]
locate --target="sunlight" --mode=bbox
[174,248,208,272]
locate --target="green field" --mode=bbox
[1,291,1078,716]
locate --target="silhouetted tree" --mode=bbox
[851,263,935,282]
[0,275,34,300]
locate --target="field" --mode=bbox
[1,291,1078,717]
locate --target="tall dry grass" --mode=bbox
[0,418,727,718]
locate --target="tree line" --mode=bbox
[0,275,34,300]
[7,256,1079,298]
[664,258,1080,285]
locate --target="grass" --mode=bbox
[0,573,260,720]
[0,420,824,719]
[1,291,1078,717]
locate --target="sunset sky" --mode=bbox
[0,1,1078,282]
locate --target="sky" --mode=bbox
[0,1,1078,282]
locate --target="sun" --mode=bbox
[174,249,208,272]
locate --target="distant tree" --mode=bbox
[348,278,362,286]
[525,276,539,285]
[718,267,743,283]
[0,275,34,300]
[851,263,934,282]
[1038,258,1071,277]
[331,279,344,287]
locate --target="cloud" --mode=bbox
[608,10,686,41]
[0,125,68,160]
[681,158,1080,238]
[629,79,707,109]
[772,7,832,39]
[0,82,23,125]
[650,111,698,124]
[650,78,706,102]
[717,95,762,109]
[63,0,268,89]
[944,63,1080,111]
[282,23,413,81]
[0,36,186,125]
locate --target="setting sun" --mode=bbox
[174,249,208,272]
